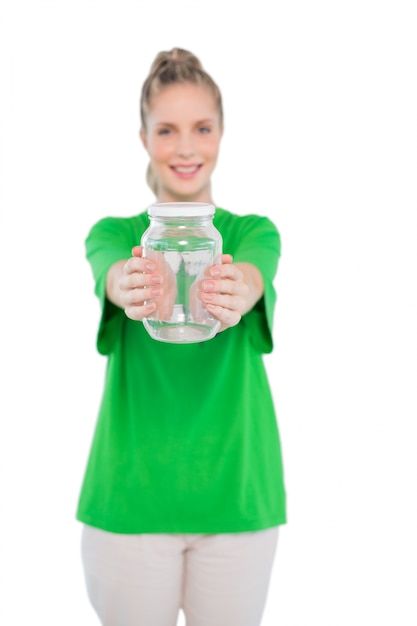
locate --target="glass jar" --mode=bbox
[141,202,223,344]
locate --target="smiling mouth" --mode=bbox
[170,164,202,178]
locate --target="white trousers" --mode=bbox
[81,524,279,626]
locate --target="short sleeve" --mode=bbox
[85,217,136,355]
[232,216,281,354]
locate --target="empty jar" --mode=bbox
[141,202,223,344]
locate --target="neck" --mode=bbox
[156,184,214,205]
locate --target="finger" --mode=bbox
[203,254,232,278]
[201,277,248,298]
[208,263,243,281]
[205,303,241,328]
[120,274,164,306]
[201,291,245,312]
[122,285,164,307]
[124,301,157,321]
[124,256,158,276]
[121,267,162,291]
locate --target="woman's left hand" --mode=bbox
[199,254,257,332]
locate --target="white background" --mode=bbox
[1,1,416,624]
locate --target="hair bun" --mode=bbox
[149,48,204,75]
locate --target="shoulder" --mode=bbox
[87,212,149,242]
[215,207,279,235]
[215,208,280,252]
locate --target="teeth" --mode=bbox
[175,166,198,173]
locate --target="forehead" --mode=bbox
[147,82,219,123]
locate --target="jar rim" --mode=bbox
[147,202,215,218]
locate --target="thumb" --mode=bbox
[131,245,143,258]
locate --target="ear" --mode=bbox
[139,128,147,150]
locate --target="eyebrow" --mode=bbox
[155,118,216,127]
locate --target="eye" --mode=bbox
[157,128,171,136]
[198,127,211,134]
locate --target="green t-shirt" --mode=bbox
[76,208,286,533]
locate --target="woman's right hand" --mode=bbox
[117,245,177,321]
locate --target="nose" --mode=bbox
[176,132,195,159]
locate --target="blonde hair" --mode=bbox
[140,48,224,196]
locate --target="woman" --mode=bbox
[77,47,286,626]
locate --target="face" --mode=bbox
[140,82,223,203]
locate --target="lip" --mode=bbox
[170,163,203,179]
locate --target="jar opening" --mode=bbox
[147,202,215,218]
